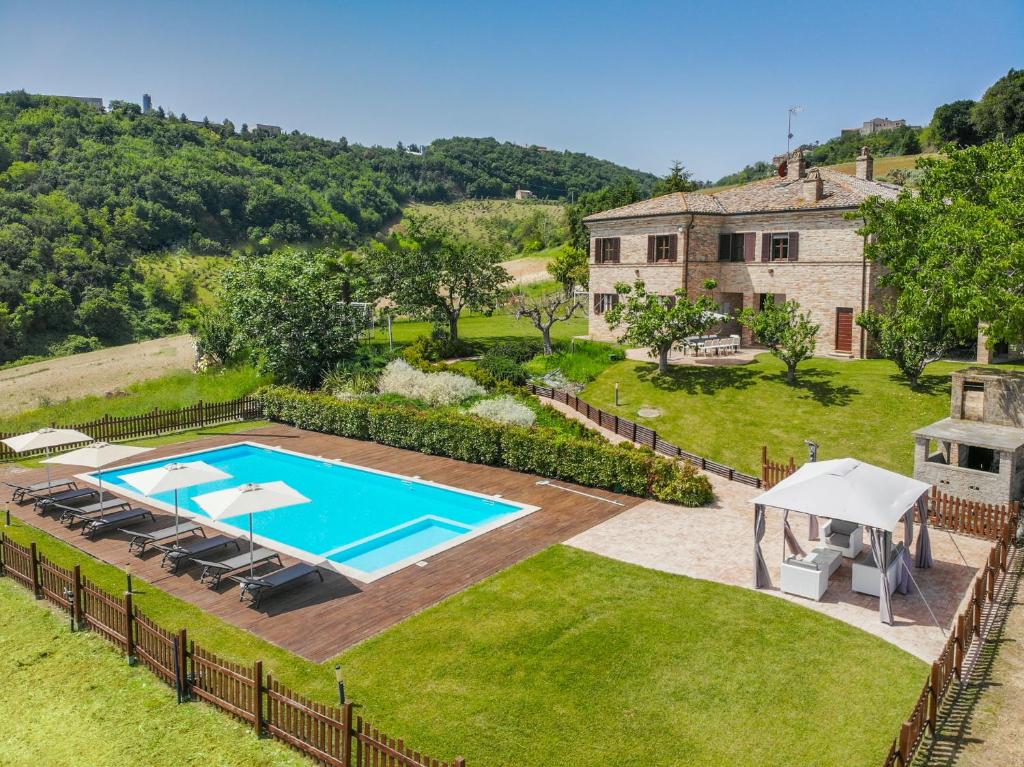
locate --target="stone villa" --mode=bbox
[584,148,901,358]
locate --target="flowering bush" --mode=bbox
[469,396,537,427]
[378,360,484,406]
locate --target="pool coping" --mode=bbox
[76,439,541,584]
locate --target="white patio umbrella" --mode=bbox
[2,428,93,493]
[42,442,153,512]
[120,461,231,545]
[193,482,310,578]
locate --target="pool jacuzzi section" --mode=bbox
[91,442,538,582]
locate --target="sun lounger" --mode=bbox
[56,497,129,525]
[35,487,98,512]
[159,535,240,574]
[4,478,77,504]
[80,507,156,540]
[194,548,283,589]
[127,522,204,555]
[233,563,324,608]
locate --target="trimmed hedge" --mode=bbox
[256,386,714,506]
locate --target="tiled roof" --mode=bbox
[583,168,901,222]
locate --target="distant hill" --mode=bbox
[0,91,654,361]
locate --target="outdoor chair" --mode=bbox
[851,542,905,597]
[822,519,865,558]
[158,535,240,574]
[233,563,324,609]
[80,507,155,540]
[780,557,829,601]
[56,497,129,526]
[4,478,77,505]
[194,547,283,589]
[127,522,204,555]
[34,487,98,513]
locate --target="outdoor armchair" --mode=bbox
[822,518,864,558]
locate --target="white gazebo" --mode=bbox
[751,458,933,625]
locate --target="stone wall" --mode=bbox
[587,209,883,356]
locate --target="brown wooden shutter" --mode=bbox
[593,238,602,263]
[647,235,656,263]
[612,237,621,263]
[593,294,601,313]
[761,233,771,262]
[788,231,799,261]
[743,232,755,262]
[669,234,678,262]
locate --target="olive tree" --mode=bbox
[739,296,819,384]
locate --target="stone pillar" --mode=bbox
[977,323,994,364]
[855,147,874,181]
[786,150,806,180]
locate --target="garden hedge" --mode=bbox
[256,386,714,506]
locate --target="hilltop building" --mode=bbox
[255,124,282,136]
[142,93,152,114]
[46,95,103,109]
[585,147,900,358]
[841,117,913,137]
[515,190,536,200]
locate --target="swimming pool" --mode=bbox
[85,442,538,582]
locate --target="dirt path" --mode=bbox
[502,255,553,285]
[0,336,195,416]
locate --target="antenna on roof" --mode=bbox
[786,106,804,156]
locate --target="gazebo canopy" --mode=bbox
[751,458,930,532]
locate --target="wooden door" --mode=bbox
[835,308,853,353]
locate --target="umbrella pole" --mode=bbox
[98,468,104,514]
[174,488,180,546]
[249,513,254,578]
[45,446,52,492]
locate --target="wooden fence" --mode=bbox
[527,384,763,487]
[0,396,263,462]
[0,533,464,767]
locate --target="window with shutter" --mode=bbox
[718,233,747,262]
[596,238,621,264]
[770,233,790,262]
[653,234,676,262]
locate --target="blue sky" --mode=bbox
[1,0,1021,180]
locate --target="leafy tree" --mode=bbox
[857,305,950,387]
[510,289,585,354]
[187,304,236,365]
[74,288,132,344]
[972,69,1024,141]
[221,248,365,386]
[930,99,980,146]
[367,219,510,341]
[738,296,819,384]
[546,245,589,293]
[604,279,718,373]
[857,136,1024,350]
[651,161,698,196]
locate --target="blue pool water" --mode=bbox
[95,443,531,580]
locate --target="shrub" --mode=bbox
[47,334,101,356]
[377,360,485,406]
[254,386,714,507]
[469,396,537,427]
[485,338,542,363]
[477,354,528,385]
[402,332,476,363]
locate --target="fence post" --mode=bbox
[29,541,41,598]
[198,400,205,429]
[341,702,354,766]
[0,531,5,576]
[454,758,466,767]
[928,662,941,733]
[954,615,966,679]
[898,721,913,765]
[124,590,136,664]
[175,628,189,702]
[72,564,83,629]
[253,660,264,736]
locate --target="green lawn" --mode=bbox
[582,355,1024,475]
[0,523,924,767]
[370,310,586,349]
[0,365,269,433]
[0,578,308,767]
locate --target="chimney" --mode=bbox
[786,149,806,180]
[800,168,823,203]
[856,146,874,181]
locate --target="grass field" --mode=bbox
[401,199,564,242]
[0,577,308,767]
[0,364,268,433]
[582,355,1024,475]
[370,309,587,349]
[0,521,923,767]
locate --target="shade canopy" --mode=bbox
[2,427,92,453]
[192,481,311,522]
[120,461,230,496]
[42,441,152,469]
[751,458,930,533]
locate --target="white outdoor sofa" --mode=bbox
[822,518,865,558]
[780,547,842,601]
[851,543,905,597]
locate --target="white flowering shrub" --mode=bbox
[469,396,537,427]
[378,360,485,406]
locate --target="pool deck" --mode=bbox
[1,425,640,662]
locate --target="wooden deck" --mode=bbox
[1,425,639,662]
